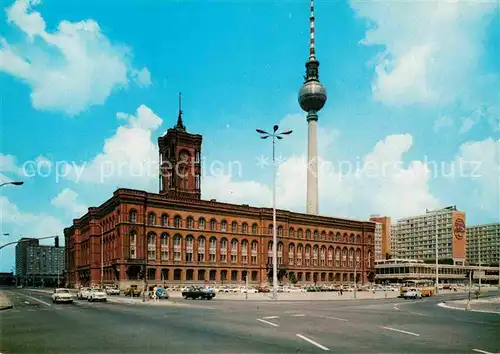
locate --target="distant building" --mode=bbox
[369,216,391,260]
[393,206,466,265]
[391,224,400,258]
[466,223,500,266]
[15,238,65,287]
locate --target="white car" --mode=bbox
[77,287,90,300]
[105,286,120,295]
[88,289,107,302]
[404,289,422,299]
[52,288,73,304]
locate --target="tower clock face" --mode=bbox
[179,151,189,161]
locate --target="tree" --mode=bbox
[367,271,376,283]
[289,272,298,285]
[355,273,361,282]
[266,265,288,284]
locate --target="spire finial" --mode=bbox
[175,92,186,131]
[309,0,315,60]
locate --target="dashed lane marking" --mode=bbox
[262,316,280,319]
[380,326,420,337]
[256,318,279,327]
[17,293,51,307]
[292,314,305,317]
[296,334,330,351]
[318,315,348,322]
[472,349,495,354]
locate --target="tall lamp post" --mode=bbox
[256,125,293,300]
[94,223,104,289]
[353,254,373,299]
[0,181,24,187]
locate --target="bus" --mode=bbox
[400,280,435,297]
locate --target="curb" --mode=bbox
[0,305,13,311]
[437,302,500,315]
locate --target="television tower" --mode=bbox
[298,0,327,215]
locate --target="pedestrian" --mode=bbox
[340,288,343,296]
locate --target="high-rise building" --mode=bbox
[394,206,466,265]
[298,0,327,215]
[466,222,500,266]
[369,216,392,260]
[390,224,400,258]
[15,238,65,287]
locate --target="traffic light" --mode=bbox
[242,270,248,280]
[54,236,59,248]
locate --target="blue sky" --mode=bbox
[0,0,499,271]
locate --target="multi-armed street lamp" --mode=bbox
[256,125,293,300]
[353,254,373,299]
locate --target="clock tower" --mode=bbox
[158,93,202,199]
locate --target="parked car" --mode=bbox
[404,289,422,299]
[77,287,91,300]
[105,286,120,295]
[88,289,107,302]
[124,285,142,297]
[182,286,216,300]
[52,288,73,304]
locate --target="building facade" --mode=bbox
[64,112,376,289]
[15,238,65,287]
[466,222,500,266]
[390,224,400,258]
[394,206,466,265]
[369,216,391,260]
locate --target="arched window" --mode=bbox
[349,248,354,267]
[231,239,238,263]
[356,234,361,244]
[268,224,273,235]
[173,234,182,261]
[298,229,303,238]
[328,232,334,241]
[147,232,156,260]
[148,212,156,226]
[209,237,217,262]
[320,231,326,240]
[174,215,181,228]
[231,221,238,233]
[328,246,334,266]
[313,245,319,266]
[267,241,273,265]
[335,247,341,267]
[199,218,206,230]
[129,210,137,223]
[221,220,227,232]
[129,231,136,259]
[320,246,326,266]
[252,223,258,234]
[241,240,248,264]
[356,248,361,262]
[278,226,283,237]
[220,238,228,262]
[313,230,319,240]
[336,232,341,241]
[306,229,311,239]
[185,236,194,262]
[350,234,355,243]
[305,245,311,266]
[368,235,372,244]
[296,244,303,265]
[210,219,217,231]
[342,248,348,267]
[161,214,168,226]
[186,216,194,229]
[277,242,284,264]
[251,241,258,264]
[289,227,295,237]
[160,233,169,260]
[242,222,248,234]
[288,243,295,265]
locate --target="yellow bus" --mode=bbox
[400,280,435,297]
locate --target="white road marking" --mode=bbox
[381,326,420,337]
[296,334,330,351]
[262,316,280,319]
[24,301,30,305]
[292,314,305,317]
[256,318,279,327]
[320,315,348,322]
[27,309,36,312]
[393,306,400,310]
[18,293,51,307]
[473,349,495,354]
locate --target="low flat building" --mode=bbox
[375,258,499,285]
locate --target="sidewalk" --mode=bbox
[438,296,500,315]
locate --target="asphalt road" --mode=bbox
[1,289,499,353]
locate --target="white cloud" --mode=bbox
[64,104,161,190]
[0,153,23,175]
[0,0,151,115]
[51,188,87,218]
[452,138,499,214]
[433,115,453,133]
[351,0,497,106]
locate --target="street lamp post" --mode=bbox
[435,209,439,295]
[0,181,24,187]
[353,254,373,299]
[256,125,293,300]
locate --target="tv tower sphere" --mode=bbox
[298,74,327,113]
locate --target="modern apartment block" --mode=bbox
[369,216,392,260]
[15,238,65,286]
[466,223,500,266]
[393,206,466,265]
[390,224,400,258]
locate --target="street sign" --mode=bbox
[156,288,163,296]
